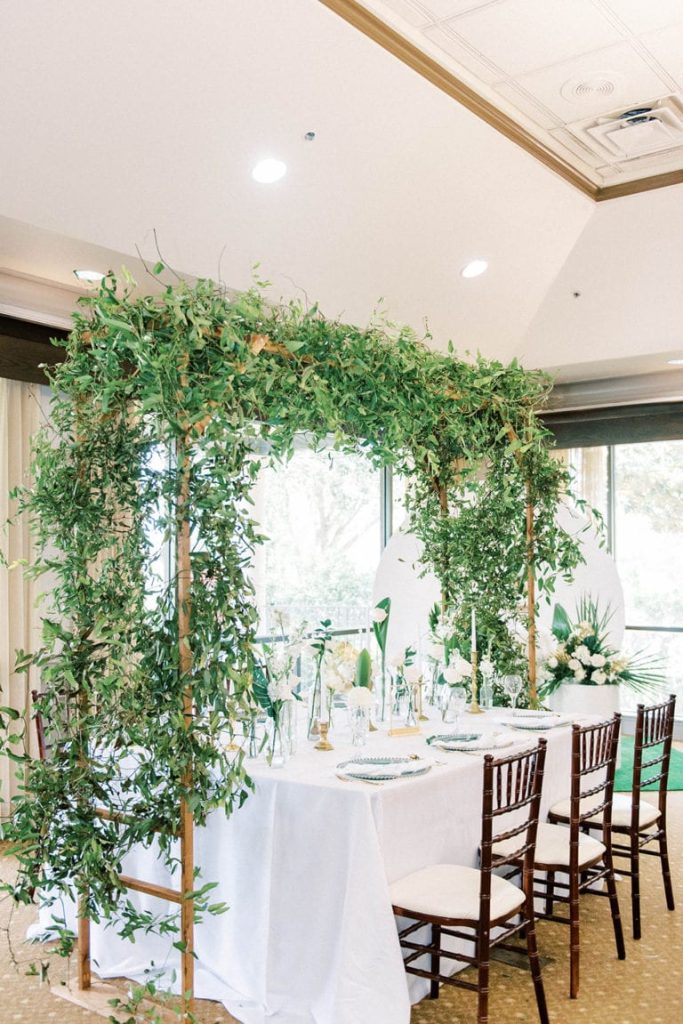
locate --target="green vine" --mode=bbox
[0,272,581,993]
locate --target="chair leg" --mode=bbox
[659,829,675,913]
[477,930,490,1024]
[630,830,641,940]
[525,910,549,1024]
[605,855,626,961]
[569,870,580,999]
[430,923,440,999]
[545,871,555,917]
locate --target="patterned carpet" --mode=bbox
[1,794,681,1024]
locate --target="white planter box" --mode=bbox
[547,682,621,718]
[547,683,622,767]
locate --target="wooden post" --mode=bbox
[525,479,538,708]
[176,431,195,1018]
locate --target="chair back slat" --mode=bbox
[633,694,676,821]
[481,740,547,909]
[570,715,621,853]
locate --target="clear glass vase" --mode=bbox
[284,700,298,756]
[307,672,322,740]
[349,706,369,747]
[267,715,289,768]
[404,685,418,728]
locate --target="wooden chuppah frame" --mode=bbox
[67,332,540,1019]
[70,404,198,1020]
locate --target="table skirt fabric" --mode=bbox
[34,709,584,1024]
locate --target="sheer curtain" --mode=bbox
[0,378,48,812]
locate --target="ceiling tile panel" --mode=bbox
[381,0,433,27]
[601,0,683,36]
[445,0,624,78]
[422,24,503,83]
[640,24,683,89]
[514,43,671,121]
[493,81,563,129]
[418,0,491,19]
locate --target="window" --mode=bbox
[253,447,383,632]
[559,440,683,712]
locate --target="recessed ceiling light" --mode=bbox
[461,259,488,279]
[252,158,287,184]
[74,269,104,283]
[667,358,683,365]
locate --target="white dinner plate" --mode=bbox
[508,716,568,731]
[431,733,516,752]
[336,755,431,781]
[511,708,561,719]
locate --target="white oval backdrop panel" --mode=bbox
[373,502,624,657]
[538,501,624,649]
[372,526,439,660]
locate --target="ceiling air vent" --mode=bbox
[567,95,683,163]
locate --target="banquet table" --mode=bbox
[35,706,591,1024]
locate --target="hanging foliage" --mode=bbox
[0,272,582,972]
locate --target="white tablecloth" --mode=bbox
[36,708,583,1024]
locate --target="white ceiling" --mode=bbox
[368,0,683,187]
[0,0,682,381]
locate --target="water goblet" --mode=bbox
[443,685,467,733]
[501,674,523,711]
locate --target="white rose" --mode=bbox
[547,656,558,669]
[347,687,373,709]
[591,653,606,668]
[479,658,494,677]
[574,645,591,665]
[404,665,421,685]
[442,665,461,685]
[454,655,472,678]
[568,658,581,671]
[573,667,586,682]
[593,670,607,685]
[371,607,388,623]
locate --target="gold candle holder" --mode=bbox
[314,721,334,751]
[468,651,484,715]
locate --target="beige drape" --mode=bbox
[0,378,48,812]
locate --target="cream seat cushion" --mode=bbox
[494,823,605,869]
[390,863,524,922]
[550,793,661,829]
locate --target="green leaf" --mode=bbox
[551,603,572,642]
[355,648,372,688]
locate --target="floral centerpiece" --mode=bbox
[323,638,358,720]
[253,609,306,766]
[539,597,664,697]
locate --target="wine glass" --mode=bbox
[443,685,467,732]
[501,674,523,711]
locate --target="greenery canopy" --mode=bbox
[0,272,582,970]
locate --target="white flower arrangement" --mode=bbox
[540,597,664,697]
[347,686,374,710]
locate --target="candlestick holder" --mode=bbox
[418,679,429,721]
[468,651,484,715]
[314,721,334,751]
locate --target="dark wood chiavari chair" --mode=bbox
[390,740,549,1024]
[535,714,626,998]
[581,694,676,939]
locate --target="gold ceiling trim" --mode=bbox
[320,0,683,202]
